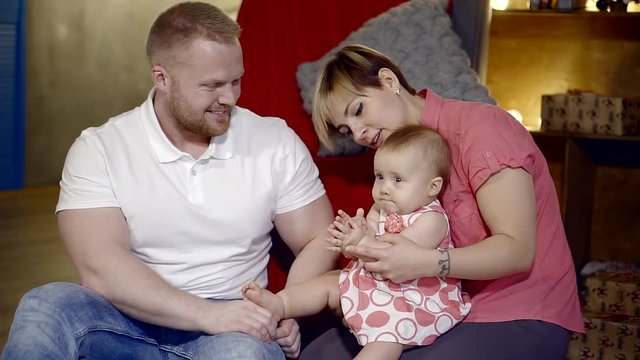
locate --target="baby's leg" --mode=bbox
[242,282,285,321]
[355,341,404,360]
[244,270,342,320]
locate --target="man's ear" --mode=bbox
[151,64,169,90]
[427,176,444,197]
[377,68,399,91]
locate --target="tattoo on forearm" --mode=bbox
[438,249,450,276]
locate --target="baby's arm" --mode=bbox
[394,211,448,250]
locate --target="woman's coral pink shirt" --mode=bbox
[420,90,584,333]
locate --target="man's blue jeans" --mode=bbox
[1,282,284,359]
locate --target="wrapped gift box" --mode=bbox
[541,93,639,136]
[541,94,569,132]
[566,311,640,360]
[596,97,640,136]
[584,271,640,316]
[567,92,598,134]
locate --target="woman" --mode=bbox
[299,44,584,360]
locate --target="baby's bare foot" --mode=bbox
[243,281,285,320]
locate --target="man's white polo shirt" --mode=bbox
[56,90,325,299]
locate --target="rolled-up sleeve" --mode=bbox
[462,106,536,193]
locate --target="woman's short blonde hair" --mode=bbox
[312,44,417,151]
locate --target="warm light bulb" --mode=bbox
[491,0,510,10]
[507,109,523,123]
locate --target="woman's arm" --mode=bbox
[345,167,537,282]
[445,167,537,279]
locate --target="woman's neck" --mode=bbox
[407,93,426,125]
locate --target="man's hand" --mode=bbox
[211,300,278,342]
[275,318,301,358]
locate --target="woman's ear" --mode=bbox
[427,176,444,197]
[378,68,399,91]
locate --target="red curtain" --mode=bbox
[236,0,408,151]
[237,0,432,290]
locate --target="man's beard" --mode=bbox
[168,84,230,137]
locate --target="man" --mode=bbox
[1,2,337,359]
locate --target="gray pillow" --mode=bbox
[296,0,495,157]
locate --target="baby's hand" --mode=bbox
[342,215,368,251]
[334,209,352,225]
[325,212,346,255]
[326,209,364,259]
[325,235,343,254]
[350,208,375,236]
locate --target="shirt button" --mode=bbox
[191,169,197,176]
[485,151,492,157]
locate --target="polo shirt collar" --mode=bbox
[420,88,444,130]
[142,88,234,163]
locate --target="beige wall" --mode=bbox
[486,10,640,129]
[24,0,241,186]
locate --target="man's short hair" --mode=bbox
[146,2,241,66]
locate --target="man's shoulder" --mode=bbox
[233,106,287,129]
[232,106,297,142]
[79,104,146,141]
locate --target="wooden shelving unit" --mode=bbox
[531,131,640,271]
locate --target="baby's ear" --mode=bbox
[427,176,443,197]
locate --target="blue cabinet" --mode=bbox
[0,0,26,190]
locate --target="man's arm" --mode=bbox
[271,194,339,358]
[273,195,339,285]
[58,207,277,341]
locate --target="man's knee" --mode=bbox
[14,282,117,337]
[16,282,79,316]
[193,332,284,360]
[3,283,92,359]
[19,282,107,316]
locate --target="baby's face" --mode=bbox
[372,147,434,215]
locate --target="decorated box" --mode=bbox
[541,94,569,132]
[566,311,640,360]
[541,93,640,136]
[595,97,640,136]
[541,92,598,134]
[584,271,640,316]
[566,92,598,134]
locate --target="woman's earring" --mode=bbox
[395,88,400,96]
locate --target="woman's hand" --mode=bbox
[344,233,437,283]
